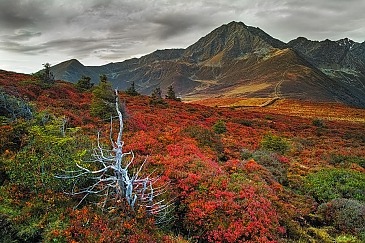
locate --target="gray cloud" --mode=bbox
[254,0,365,41]
[0,0,43,29]
[0,0,365,73]
[1,30,42,42]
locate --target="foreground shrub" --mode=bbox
[5,114,90,192]
[183,125,224,159]
[305,169,365,203]
[312,118,325,128]
[241,149,289,185]
[0,89,33,122]
[335,234,362,243]
[183,179,284,242]
[317,198,365,236]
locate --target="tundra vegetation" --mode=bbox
[0,70,365,242]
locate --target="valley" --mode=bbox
[1,20,365,243]
[50,21,365,108]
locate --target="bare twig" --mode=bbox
[56,90,172,223]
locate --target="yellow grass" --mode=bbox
[185,97,365,123]
[225,83,272,96]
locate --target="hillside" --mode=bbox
[288,37,365,105]
[1,70,365,242]
[50,21,365,108]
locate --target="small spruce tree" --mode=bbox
[165,85,181,101]
[125,81,139,96]
[75,76,93,91]
[41,63,55,84]
[90,75,115,119]
[150,87,165,105]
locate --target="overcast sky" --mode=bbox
[1,0,365,73]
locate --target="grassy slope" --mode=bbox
[1,70,365,242]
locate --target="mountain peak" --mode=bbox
[336,38,356,49]
[50,21,365,108]
[183,22,285,63]
[225,21,247,29]
[58,59,84,68]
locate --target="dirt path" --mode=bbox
[259,68,290,107]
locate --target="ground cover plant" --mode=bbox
[1,70,365,242]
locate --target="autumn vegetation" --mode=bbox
[1,69,365,242]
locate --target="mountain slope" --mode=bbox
[182,21,285,63]
[288,37,365,104]
[51,59,101,83]
[50,21,365,107]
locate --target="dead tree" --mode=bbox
[57,90,172,223]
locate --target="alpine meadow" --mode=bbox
[1,20,365,243]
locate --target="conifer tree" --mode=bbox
[165,85,181,101]
[90,75,115,118]
[41,63,55,84]
[125,81,139,96]
[150,87,165,105]
[75,76,93,91]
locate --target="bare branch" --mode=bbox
[56,89,172,224]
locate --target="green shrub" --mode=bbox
[165,85,180,101]
[150,87,166,105]
[305,169,365,202]
[329,154,365,168]
[125,81,139,96]
[75,76,93,91]
[212,120,227,134]
[312,118,325,128]
[336,235,362,243]
[260,134,290,155]
[241,148,253,160]
[5,116,91,192]
[0,213,18,242]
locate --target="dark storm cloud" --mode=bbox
[150,13,212,40]
[0,35,137,60]
[253,0,365,41]
[0,0,44,29]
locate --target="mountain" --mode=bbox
[182,22,286,63]
[50,59,99,83]
[50,21,365,107]
[287,37,365,105]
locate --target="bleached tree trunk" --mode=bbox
[56,90,172,223]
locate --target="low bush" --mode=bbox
[241,149,289,185]
[312,118,325,128]
[0,89,33,122]
[328,153,365,168]
[5,115,91,193]
[305,169,365,202]
[260,134,291,155]
[212,120,227,134]
[183,125,224,160]
[317,198,365,236]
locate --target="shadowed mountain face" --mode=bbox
[288,37,365,105]
[51,21,365,107]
